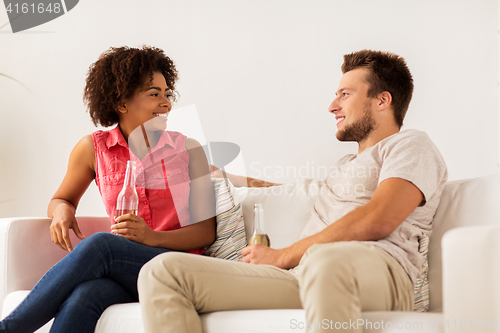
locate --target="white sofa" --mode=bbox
[1,174,500,333]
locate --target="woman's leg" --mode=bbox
[0,232,170,333]
[50,278,135,333]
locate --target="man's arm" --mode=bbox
[242,177,423,268]
[210,165,281,187]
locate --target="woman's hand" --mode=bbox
[112,214,158,247]
[49,201,85,252]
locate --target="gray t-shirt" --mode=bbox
[300,129,448,283]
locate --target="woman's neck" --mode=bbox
[119,124,162,160]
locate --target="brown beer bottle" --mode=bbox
[248,203,270,247]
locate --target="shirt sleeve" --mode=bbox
[378,131,448,206]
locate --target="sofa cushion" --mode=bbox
[204,178,247,260]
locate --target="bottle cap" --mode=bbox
[254,203,263,210]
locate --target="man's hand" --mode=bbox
[210,164,281,188]
[49,202,85,252]
[210,165,226,178]
[112,214,158,247]
[241,244,289,268]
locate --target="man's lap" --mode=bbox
[140,241,413,313]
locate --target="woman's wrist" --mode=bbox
[148,230,165,248]
[49,199,76,218]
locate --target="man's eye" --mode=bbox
[343,93,348,97]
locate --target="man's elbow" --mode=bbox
[365,218,401,241]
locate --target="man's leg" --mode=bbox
[138,252,302,333]
[295,242,414,333]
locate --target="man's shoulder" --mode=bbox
[381,129,437,151]
[391,128,430,142]
[380,128,448,182]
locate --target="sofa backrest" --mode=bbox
[237,174,500,313]
[427,173,500,312]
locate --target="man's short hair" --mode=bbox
[341,50,414,128]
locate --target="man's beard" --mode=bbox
[336,104,376,143]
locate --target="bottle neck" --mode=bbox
[253,205,266,234]
[124,161,136,188]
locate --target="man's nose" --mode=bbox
[328,97,340,114]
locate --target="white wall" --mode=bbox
[0,0,498,218]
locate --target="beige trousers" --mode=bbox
[138,242,414,333]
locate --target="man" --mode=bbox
[137,50,448,333]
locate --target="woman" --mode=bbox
[0,46,216,333]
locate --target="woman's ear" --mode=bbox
[377,91,392,111]
[117,102,128,114]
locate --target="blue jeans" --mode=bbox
[0,232,171,333]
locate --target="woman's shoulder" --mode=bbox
[183,137,206,166]
[70,134,96,171]
[77,134,95,151]
[184,137,202,150]
[164,131,202,151]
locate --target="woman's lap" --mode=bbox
[0,232,171,333]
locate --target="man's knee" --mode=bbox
[138,252,194,292]
[301,243,357,271]
[298,242,378,288]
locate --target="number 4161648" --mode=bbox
[5,2,62,14]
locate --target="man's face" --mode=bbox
[329,68,377,143]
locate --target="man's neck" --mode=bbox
[357,126,400,154]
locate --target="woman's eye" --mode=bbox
[165,94,172,99]
[151,93,158,97]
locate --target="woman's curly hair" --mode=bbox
[83,46,179,127]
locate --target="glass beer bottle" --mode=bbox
[115,160,138,221]
[248,203,271,247]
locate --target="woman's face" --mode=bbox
[119,72,172,133]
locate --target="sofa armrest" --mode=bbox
[0,217,110,314]
[442,225,500,327]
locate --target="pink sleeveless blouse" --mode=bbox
[92,125,204,255]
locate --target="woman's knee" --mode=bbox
[76,232,125,253]
[81,232,118,245]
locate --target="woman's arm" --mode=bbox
[113,137,216,251]
[210,165,281,188]
[48,135,96,251]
